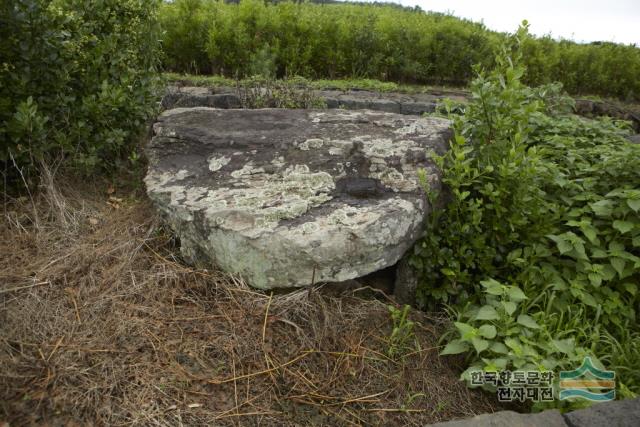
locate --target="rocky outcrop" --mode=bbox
[162,86,640,133]
[394,253,420,305]
[563,397,640,427]
[427,397,640,427]
[428,410,566,427]
[161,86,241,110]
[145,108,451,289]
[575,99,640,132]
[161,85,467,117]
[320,90,446,115]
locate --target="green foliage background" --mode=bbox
[159,0,640,100]
[0,0,162,185]
[413,25,640,407]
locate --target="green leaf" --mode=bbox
[483,357,508,371]
[517,314,540,329]
[480,278,504,295]
[552,338,575,355]
[610,241,625,252]
[611,257,626,277]
[627,198,640,212]
[579,291,598,307]
[440,339,469,356]
[571,240,589,261]
[502,300,517,316]
[491,358,509,370]
[580,224,598,244]
[613,220,635,234]
[478,324,497,339]
[602,265,618,280]
[491,342,509,354]
[547,234,572,254]
[590,200,614,217]
[588,273,602,287]
[592,247,608,258]
[471,337,489,353]
[623,283,637,296]
[621,283,637,296]
[506,286,527,302]
[483,359,499,372]
[505,338,523,354]
[440,268,455,277]
[475,305,500,321]
[454,322,476,340]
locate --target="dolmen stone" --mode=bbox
[145,108,451,289]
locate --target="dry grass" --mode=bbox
[0,175,500,426]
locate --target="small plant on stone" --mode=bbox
[431,98,466,118]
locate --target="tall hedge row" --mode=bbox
[0,0,162,185]
[159,0,640,100]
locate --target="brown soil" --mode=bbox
[0,174,500,426]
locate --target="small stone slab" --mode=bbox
[161,86,463,117]
[627,134,640,144]
[563,397,640,427]
[145,108,451,289]
[161,86,241,110]
[429,410,567,427]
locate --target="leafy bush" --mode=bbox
[411,23,640,407]
[158,0,498,84]
[160,0,213,74]
[158,0,640,100]
[0,0,162,187]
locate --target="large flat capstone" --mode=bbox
[145,108,451,289]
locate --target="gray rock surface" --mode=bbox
[627,134,640,144]
[429,410,567,427]
[320,90,442,115]
[574,99,640,132]
[161,85,466,116]
[425,398,640,427]
[161,86,241,110]
[394,253,419,305]
[162,86,640,132]
[563,397,640,427]
[145,107,451,289]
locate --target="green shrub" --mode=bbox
[159,0,213,74]
[0,0,162,188]
[158,1,499,84]
[158,0,640,100]
[412,23,640,407]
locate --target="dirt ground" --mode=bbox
[0,173,501,426]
